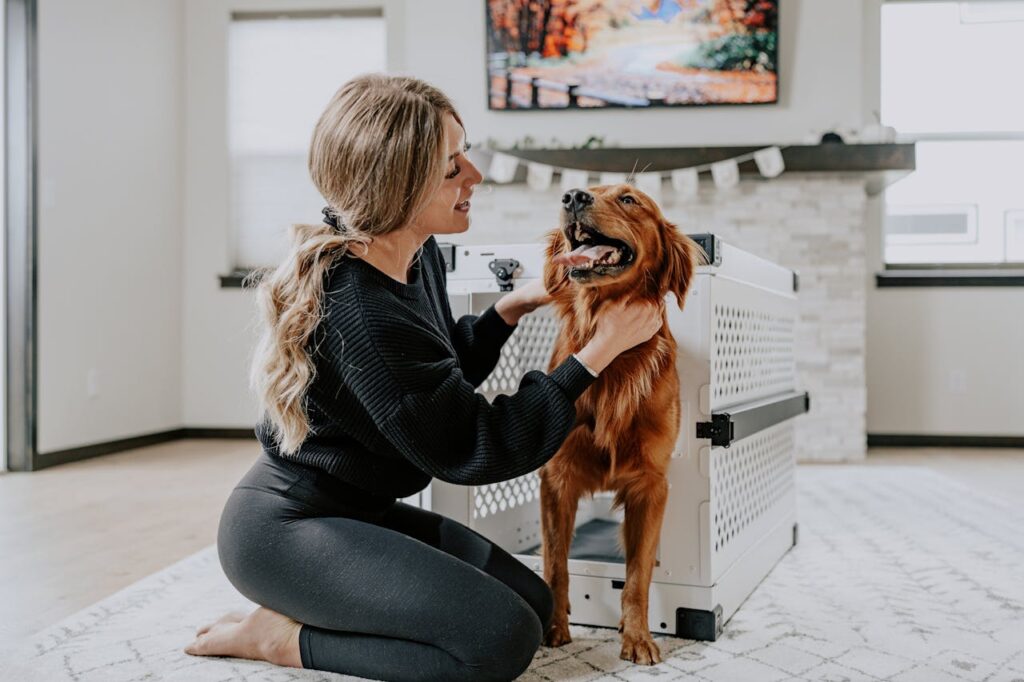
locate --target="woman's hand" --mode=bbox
[575,298,665,374]
[495,279,552,326]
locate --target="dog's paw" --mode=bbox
[620,631,662,665]
[544,620,573,648]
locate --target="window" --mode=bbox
[881,1,1024,266]
[228,10,386,269]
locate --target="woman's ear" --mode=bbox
[658,223,704,309]
[543,227,571,299]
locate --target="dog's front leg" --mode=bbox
[539,463,580,647]
[617,473,669,665]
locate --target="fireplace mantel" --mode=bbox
[475,143,915,193]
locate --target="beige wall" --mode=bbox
[182,0,871,428]
[864,196,1024,437]
[36,0,185,453]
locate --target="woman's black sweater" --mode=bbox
[256,235,598,499]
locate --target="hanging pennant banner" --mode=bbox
[526,162,554,191]
[634,172,663,202]
[711,159,740,189]
[671,168,699,198]
[559,169,590,193]
[487,152,520,184]
[598,172,629,186]
[754,146,785,178]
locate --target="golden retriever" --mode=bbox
[539,184,702,664]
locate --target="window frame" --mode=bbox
[877,0,1024,269]
[182,0,403,289]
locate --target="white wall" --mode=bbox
[183,0,870,428]
[37,0,184,453]
[410,0,865,148]
[860,1,1024,438]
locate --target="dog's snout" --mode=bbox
[562,189,594,213]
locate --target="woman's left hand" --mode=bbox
[495,279,552,325]
[512,279,553,312]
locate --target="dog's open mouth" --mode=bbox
[554,222,635,279]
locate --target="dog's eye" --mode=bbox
[619,195,637,205]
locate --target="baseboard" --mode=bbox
[868,433,1024,449]
[35,427,256,470]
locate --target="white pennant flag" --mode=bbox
[671,168,699,198]
[634,172,663,203]
[526,162,554,191]
[487,152,520,183]
[711,159,740,189]
[559,169,590,194]
[598,172,629,186]
[754,146,785,178]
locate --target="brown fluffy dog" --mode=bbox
[538,184,702,665]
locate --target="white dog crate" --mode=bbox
[428,235,808,641]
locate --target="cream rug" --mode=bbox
[3,466,1023,682]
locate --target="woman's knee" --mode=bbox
[458,600,543,681]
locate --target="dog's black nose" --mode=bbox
[562,189,593,213]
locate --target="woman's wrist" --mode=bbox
[494,294,531,326]
[575,337,618,375]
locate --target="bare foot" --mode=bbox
[184,606,303,668]
[195,610,248,637]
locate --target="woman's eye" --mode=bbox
[619,195,637,205]
[445,164,461,179]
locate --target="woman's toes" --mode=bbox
[183,621,247,659]
[196,610,249,636]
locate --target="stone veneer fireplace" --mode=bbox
[456,145,914,463]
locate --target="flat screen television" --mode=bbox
[486,0,778,110]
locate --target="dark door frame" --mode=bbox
[5,0,38,471]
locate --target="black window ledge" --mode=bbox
[876,269,1024,287]
[220,268,264,289]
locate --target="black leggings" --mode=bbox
[216,451,553,681]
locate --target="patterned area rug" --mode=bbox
[3,466,1023,682]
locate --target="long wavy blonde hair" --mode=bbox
[250,74,462,455]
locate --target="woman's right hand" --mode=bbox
[575,298,666,374]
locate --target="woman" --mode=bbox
[184,74,664,681]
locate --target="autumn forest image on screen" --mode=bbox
[486,0,778,109]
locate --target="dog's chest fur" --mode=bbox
[568,333,679,477]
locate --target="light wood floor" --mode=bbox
[0,439,1021,642]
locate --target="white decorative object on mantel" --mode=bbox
[559,168,589,193]
[670,167,699,198]
[754,146,786,178]
[526,162,554,191]
[598,171,629,186]
[711,158,740,189]
[635,172,663,202]
[487,152,520,183]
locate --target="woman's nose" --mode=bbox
[465,157,484,185]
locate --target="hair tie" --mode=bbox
[322,206,345,231]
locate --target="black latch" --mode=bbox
[689,233,722,267]
[696,413,734,447]
[489,258,520,291]
[436,242,456,273]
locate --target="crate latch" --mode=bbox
[488,258,520,291]
[696,414,734,448]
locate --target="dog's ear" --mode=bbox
[658,222,704,309]
[543,227,571,299]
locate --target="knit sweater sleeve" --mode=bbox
[349,302,597,486]
[446,304,517,388]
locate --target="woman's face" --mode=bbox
[412,113,483,237]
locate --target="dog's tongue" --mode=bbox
[552,243,617,267]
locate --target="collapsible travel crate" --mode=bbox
[425,235,808,641]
